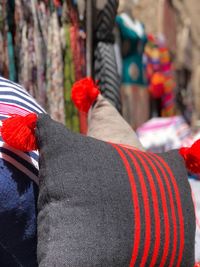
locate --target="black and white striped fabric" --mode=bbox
[0,76,45,184]
[0,76,45,266]
[94,42,121,112]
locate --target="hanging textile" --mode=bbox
[46,11,65,124]
[116,12,149,129]
[63,2,86,132]
[0,1,86,131]
[94,0,122,112]
[94,42,121,112]
[144,34,176,117]
[63,23,77,131]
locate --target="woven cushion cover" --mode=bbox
[37,114,195,267]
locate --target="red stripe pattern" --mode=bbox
[111,143,188,266]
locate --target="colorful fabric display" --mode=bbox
[0,1,86,130]
[144,35,176,116]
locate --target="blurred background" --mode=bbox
[1,0,200,157]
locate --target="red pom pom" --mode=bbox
[179,139,200,173]
[149,72,165,99]
[194,263,200,267]
[71,77,100,113]
[1,113,38,151]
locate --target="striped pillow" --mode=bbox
[36,114,195,266]
[0,77,45,266]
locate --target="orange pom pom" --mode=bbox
[71,77,100,113]
[179,139,200,173]
[1,113,38,151]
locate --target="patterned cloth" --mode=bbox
[116,13,147,86]
[46,11,65,124]
[0,1,85,129]
[0,76,45,266]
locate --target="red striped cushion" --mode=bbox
[112,144,189,266]
[36,114,195,266]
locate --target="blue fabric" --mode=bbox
[0,159,38,266]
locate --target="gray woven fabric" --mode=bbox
[36,114,195,267]
[94,42,121,111]
[94,0,119,42]
[93,0,121,112]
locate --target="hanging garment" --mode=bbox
[121,84,149,129]
[63,23,79,132]
[0,2,9,79]
[145,35,176,117]
[67,3,87,132]
[116,13,147,86]
[0,1,86,129]
[93,0,121,112]
[7,32,16,82]
[31,0,47,109]
[116,13,149,128]
[6,0,16,82]
[94,41,121,112]
[46,12,65,124]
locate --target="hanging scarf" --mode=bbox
[46,11,65,124]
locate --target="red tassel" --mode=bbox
[179,139,200,173]
[1,113,38,151]
[71,77,100,113]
